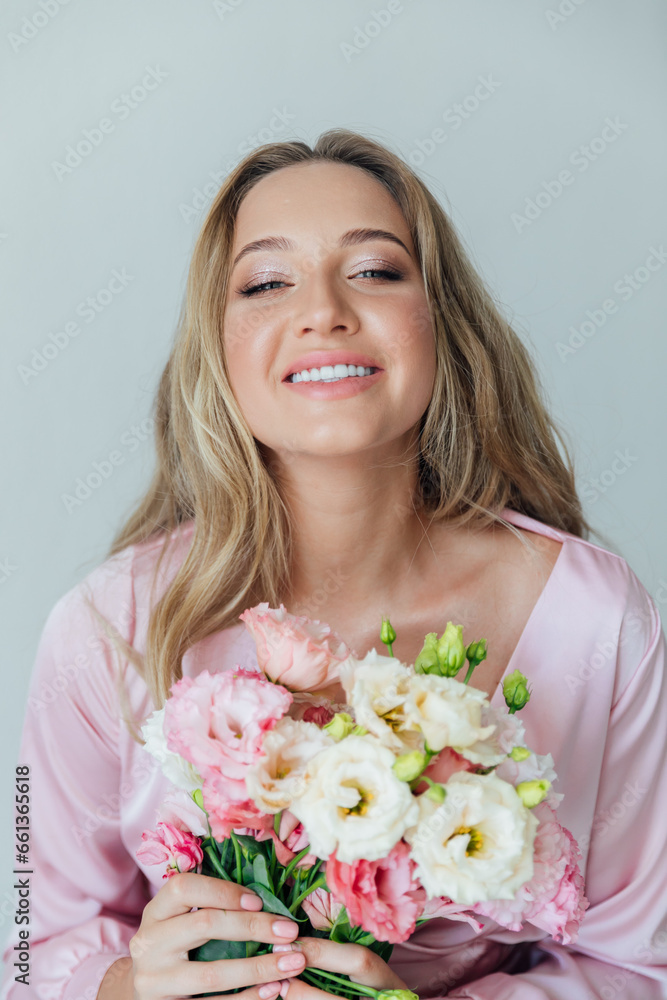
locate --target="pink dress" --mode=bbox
[2,508,667,1000]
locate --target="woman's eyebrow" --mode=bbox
[231,227,412,270]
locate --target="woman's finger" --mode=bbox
[147,871,265,922]
[196,982,285,1000]
[277,974,338,1000]
[286,937,408,990]
[166,947,307,997]
[153,905,300,952]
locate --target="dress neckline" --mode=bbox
[488,506,570,705]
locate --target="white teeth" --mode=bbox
[290,365,376,383]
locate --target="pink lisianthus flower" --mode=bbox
[158,787,209,838]
[135,821,204,880]
[164,668,292,777]
[472,802,589,943]
[239,603,351,693]
[162,668,291,839]
[252,810,316,867]
[422,747,475,786]
[326,841,423,944]
[302,887,343,931]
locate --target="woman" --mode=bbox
[2,129,666,1000]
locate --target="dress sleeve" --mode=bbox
[446,580,667,998]
[0,548,151,1000]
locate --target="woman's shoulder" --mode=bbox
[509,509,663,701]
[43,521,195,650]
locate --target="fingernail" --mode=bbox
[277,952,306,972]
[279,981,291,998]
[241,893,264,911]
[272,919,298,938]
[259,984,281,999]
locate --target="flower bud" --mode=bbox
[377,991,419,1000]
[425,783,446,804]
[415,633,440,674]
[192,788,205,811]
[436,622,467,677]
[466,638,488,669]
[516,779,551,808]
[392,750,428,783]
[380,616,397,645]
[508,746,532,762]
[323,712,355,741]
[503,669,531,713]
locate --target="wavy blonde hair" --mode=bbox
[89,127,596,740]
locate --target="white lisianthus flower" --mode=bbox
[405,771,538,904]
[339,651,423,753]
[404,674,496,754]
[456,704,524,768]
[245,717,334,813]
[289,734,419,863]
[495,748,562,808]
[140,708,202,792]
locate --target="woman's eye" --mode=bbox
[239,280,287,297]
[238,267,403,297]
[354,268,403,282]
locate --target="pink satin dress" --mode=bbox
[2,508,666,999]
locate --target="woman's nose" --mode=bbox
[294,272,358,337]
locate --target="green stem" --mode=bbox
[230,830,243,884]
[463,660,476,685]
[203,844,230,881]
[300,967,378,998]
[289,874,327,914]
[277,845,313,892]
[384,641,393,657]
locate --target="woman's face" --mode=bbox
[222,160,436,464]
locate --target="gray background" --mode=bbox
[1,0,666,973]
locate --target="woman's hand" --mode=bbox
[97,871,311,1000]
[272,936,410,1000]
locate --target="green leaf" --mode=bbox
[245,881,309,922]
[253,853,274,893]
[189,937,248,962]
[234,834,267,859]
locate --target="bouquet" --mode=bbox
[136,604,588,999]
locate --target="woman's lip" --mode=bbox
[282,369,385,398]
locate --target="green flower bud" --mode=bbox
[466,638,488,669]
[192,788,206,811]
[350,724,369,737]
[425,782,446,804]
[516,779,551,808]
[377,991,420,1000]
[436,622,467,677]
[380,616,397,645]
[415,633,440,674]
[392,750,428,782]
[323,712,355,741]
[509,746,532,761]
[503,669,531,713]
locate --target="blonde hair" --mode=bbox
[90,127,596,740]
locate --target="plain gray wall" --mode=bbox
[1,0,666,975]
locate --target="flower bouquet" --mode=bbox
[136,604,588,999]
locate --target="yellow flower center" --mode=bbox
[449,825,484,856]
[276,767,291,780]
[380,706,405,732]
[339,782,374,817]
